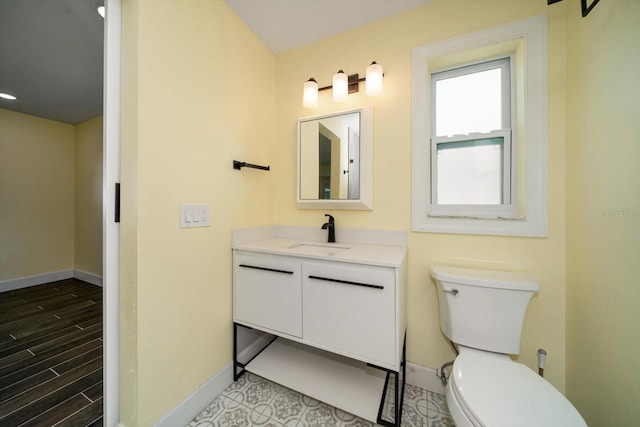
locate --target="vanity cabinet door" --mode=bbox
[234,252,302,338]
[302,261,396,366]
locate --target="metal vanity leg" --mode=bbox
[394,333,407,426]
[233,323,245,381]
[398,333,407,426]
[376,332,407,427]
[391,370,400,427]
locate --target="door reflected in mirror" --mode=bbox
[303,111,359,200]
[297,108,373,210]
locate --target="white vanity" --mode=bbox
[232,226,407,426]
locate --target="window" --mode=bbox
[432,59,510,137]
[412,15,548,237]
[430,58,514,218]
[433,131,510,204]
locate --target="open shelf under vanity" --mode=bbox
[234,324,405,426]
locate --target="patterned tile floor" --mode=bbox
[187,372,455,427]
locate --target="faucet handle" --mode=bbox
[324,214,334,223]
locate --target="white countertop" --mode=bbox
[233,237,407,268]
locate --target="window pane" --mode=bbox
[436,137,503,205]
[434,68,502,136]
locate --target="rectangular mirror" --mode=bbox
[297,107,373,210]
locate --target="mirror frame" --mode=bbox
[297,107,373,210]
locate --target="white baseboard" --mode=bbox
[74,269,103,287]
[0,269,104,293]
[0,269,74,293]
[405,362,446,395]
[154,363,233,427]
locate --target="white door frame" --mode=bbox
[103,0,121,425]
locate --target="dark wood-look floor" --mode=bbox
[0,279,103,426]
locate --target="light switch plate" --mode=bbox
[180,204,211,228]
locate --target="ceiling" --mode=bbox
[0,0,428,125]
[0,0,104,125]
[225,0,430,54]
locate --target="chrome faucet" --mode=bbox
[321,214,336,243]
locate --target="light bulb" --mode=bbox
[303,78,318,108]
[366,61,383,96]
[332,70,348,103]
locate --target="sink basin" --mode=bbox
[289,244,350,256]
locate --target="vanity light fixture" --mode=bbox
[302,61,384,108]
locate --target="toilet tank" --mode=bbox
[431,266,540,355]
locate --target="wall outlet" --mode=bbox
[180,204,211,228]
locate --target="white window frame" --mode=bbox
[412,15,548,237]
[430,57,515,218]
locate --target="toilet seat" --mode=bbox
[448,348,586,427]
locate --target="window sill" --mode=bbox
[412,214,547,237]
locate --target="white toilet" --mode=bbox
[431,265,586,427]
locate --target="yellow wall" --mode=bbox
[118,0,640,425]
[566,0,640,425]
[0,110,103,284]
[0,109,75,280]
[119,0,275,425]
[274,0,568,390]
[75,116,104,276]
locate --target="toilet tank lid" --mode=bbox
[431,265,540,291]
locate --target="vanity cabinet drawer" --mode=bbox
[234,252,302,338]
[302,261,396,365]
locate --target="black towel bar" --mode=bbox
[233,160,270,171]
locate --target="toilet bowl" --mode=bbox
[431,266,586,427]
